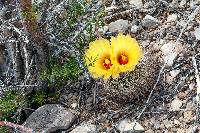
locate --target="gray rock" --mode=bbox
[69,123,96,133]
[131,25,139,33]
[161,41,182,66]
[194,27,200,40]
[108,19,129,33]
[142,15,159,28]
[116,119,145,132]
[23,104,76,133]
[129,0,143,9]
[0,47,5,65]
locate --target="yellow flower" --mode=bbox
[85,34,142,79]
[111,34,142,73]
[85,38,117,79]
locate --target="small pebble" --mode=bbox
[171,98,183,111]
[116,119,145,132]
[142,15,159,28]
[129,0,143,9]
[163,119,173,128]
[179,0,186,7]
[108,19,129,33]
[131,25,139,33]
[183,111,193,123]
[173,119,181,125]
[69,123,96,133]
[161,41,184,66]
[71,102,77,109]
[167,14,178,22]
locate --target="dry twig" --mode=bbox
[0,121,41,133]
[192,57,200,127]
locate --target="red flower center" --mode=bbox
[103,58,112,70]
[118,54,128,65]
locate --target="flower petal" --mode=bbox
[111,34,143,72]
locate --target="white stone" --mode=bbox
[98,26,108,35]
[170,70,180,78]
[108,19,129,33]
[167,14,178,22]
[173,119,181,125]
[116,119,144,132]
[194,27,200,40]
[159,39,165,45]
[166,70,180,84]
[170,98,183,111]
[129,0,143,8]
[179,0,187,7]
[177,20,187,27]
[163,52,177,66]
[161,42,178,66]
[161,42,176,55]
[69,123,96,133]
[71,103,78,109]
[32,0,44,4]
[190,1,198,8]
[163,120,173,128]
[131,25,139,33]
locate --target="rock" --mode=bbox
[186,101,195,110]
[170,70,180,79]
[98,26,108,35]
[142,15,159,28]
[177,128,187,133]
[131,25,140,33]
[178,91,188,100]
[166,70,180,84]
[32,0,44,4]
[186,125,198,133]
[161,41,184,66]
[0,46,7,73]
[179,0,186,7]
[163,119,173,128]
[189,83,195,90]
[190,1,199,9]
[173,119,181,125]
[71,102,78,109]
[108,19,129,33]
[116,119,145,132]
[69,123,96,133]
[161,43,177,66]
[86,97,93,104]
[194,27,200,40]
[183,111,194,123]
[153,121,160,129]
[0,46,5,66]
[167,14,178,22]
[23,104,76,133]
[170,98,183,111]
[129,0,143,9]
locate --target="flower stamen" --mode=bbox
[118,54,128,65]
[103,58,112,70]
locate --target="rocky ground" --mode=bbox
[62,0,200,132]
[0,0,200,133]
